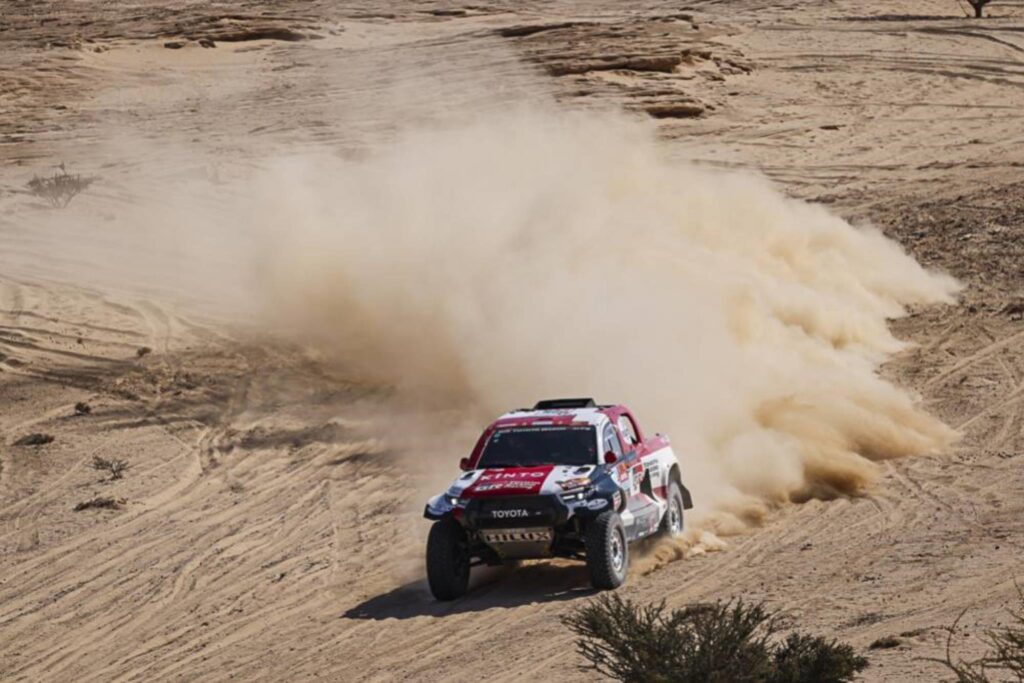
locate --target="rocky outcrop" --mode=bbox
[644,103,705,118]
[496,13,751,122]
[547,55,683,77]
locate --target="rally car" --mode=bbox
[423,398,693,600]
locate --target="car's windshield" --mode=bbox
[477,426,598,468]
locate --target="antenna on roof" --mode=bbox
[533,398,597,410]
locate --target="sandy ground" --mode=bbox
[3,0,1024,681]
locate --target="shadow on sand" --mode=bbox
[837,14,971,22]
[343,562,597,620]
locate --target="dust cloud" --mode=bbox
[244,107,960,529]
[10,102,958,536]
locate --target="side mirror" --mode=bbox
[459,457,472,471]
[604,450,617,465]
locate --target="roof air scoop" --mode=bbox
[533,398,597,410]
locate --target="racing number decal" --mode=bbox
[617,459,645,496]
[616,462,630,487]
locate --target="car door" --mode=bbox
[605,423,659,539]
[619,413,662,500]
[603,423,631,493]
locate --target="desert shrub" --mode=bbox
[27,166,96,208]
[91,455,130,480]
[74,496,125,511]
[14,433,54,446]
[868,635,902,650]
[772,633,869,683]
[937,585,1024,682]
[562,594,867,683]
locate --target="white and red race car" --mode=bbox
[424,398,693,600]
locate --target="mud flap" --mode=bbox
[680,484,694,510]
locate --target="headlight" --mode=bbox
[559,487,592,502]
[445,495,467,507]
[557,477,593,502]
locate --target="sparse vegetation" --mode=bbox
[136,346,152,358]
[14,433,54,447]
[936,585,1024,682]
[74,401,92,416]
[869,635,902,650]
[74,496,125,512]
[562,594,868,683]
[91,455,130,481]
[27,164,96,208]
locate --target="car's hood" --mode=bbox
[456,464,596,499]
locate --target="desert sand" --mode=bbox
[2,1,1024,681]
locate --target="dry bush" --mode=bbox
[869,635,902,650]
[937,585,1024,682]
[562,594,867,683]
[14,433,54,447]
[27,165,96,208]
[74,496,125,511]
[91,455,130,481]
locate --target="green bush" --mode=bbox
[772,633,869,683]
[562,594,867,683]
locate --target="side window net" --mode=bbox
[618,416,639,445]
[604,424,623,457]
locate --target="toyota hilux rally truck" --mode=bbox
[423,398,693,600]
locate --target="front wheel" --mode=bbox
[585,511,628,590]
[659,480,685,538]
[426,517,470,601]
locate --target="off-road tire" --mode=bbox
[585,511,628,590]
[426,517,470,601]
[659,480,685,538]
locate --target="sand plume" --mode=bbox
[246,107,959,519]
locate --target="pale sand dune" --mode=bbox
[2,1,1024,681]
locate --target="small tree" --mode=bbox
[27,164,96,208]
[967,0,992,18]
[562,594,867,683]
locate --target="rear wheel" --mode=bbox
[585,511,628,590]
[660,480,685,538]
[426,517,470,601]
